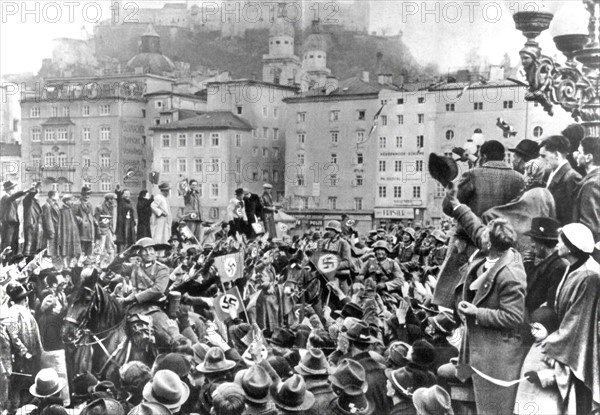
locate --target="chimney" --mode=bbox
[325,75,338,95]
[361,71,370,83]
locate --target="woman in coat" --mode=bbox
[150,183,172,244]
[115,186,137,252]
[136,190,153,239]
[444,186,528,415]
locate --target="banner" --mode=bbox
[311,251,341,280]
[214,252,244,283]
[276,222,288,239]
[212,287,244,323]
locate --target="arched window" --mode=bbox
[533,126,543,138]
[45,152,56,166]
[445,130,454,140]
[57,153,67,167]
[100,153,110,168]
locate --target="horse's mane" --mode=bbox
[87,283,125,333]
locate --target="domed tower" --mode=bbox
[301,19,330,88]
[262,4,301,86]
[127,24,176,75]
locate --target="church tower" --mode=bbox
[301,19,330,89]
[262,3,301,86]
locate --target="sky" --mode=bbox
[0,0,588,78]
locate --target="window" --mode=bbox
[252,129,257,138]
[262,106,268,117]
[235,134,242,147]
[32,154,41,167]
[262,148,269,158]
[51,183,59,192]
[273,171,280,182]
[329,110,339,122]
[100,178,111,192]
[417,135,424,149]
[259,127,267,138]
[209,207,219,219]
[331,131,339,144]
[418,114,425,123]
[62,106,70,116]
[330,153,337,164]
[142,109,146,118]
[100,153,110,168]
[162,134,171,148]
[273,107,279,118]
[503,100,514,109]
[100,126,111,141]
[505,152,513,165]
[474,102,483,110]
[194,133,203,146]
[236,105,243,115]
[446,130,454,140]
[45,128,55,141]
[436,182,445,198]
[355,175,363,186]
[356,153,363,165]
[253,147,259,157]
[83,156,91,167]
[394,186,402,198]
[413,186,421,198]
[328,197,337,210]
[56,128,68,141]
[31,128,41,142]
[379,136,386,148]
[210,158,220,172]
[445,104,455,112]
[533,126,543,138]
[418,97,425,104]
[297,174,305,186]
[178,133,187,147]
[263,170,270,181]
[30,107,40,118]
[300,197,309,209]
[83,127,90,141]
[397,98,404,105]
[379,160,386,172]
[45,153,56,166]
[154,119,160,126]
[396,136,403,147]
[82,105,90,116]
[155,100,163,109]
[62,183,72,193]
[194,159,203,173]
[380,99,388,105]
[167,157,183,174]
[298,133,305,144]
[273,128,279,140]
[416,160,423,172]
[381,115,387,126]
[357,110,366,120]
[395,160,402,172]
[354,198,363,210]
[297,154,305,165]
[274,148,280,158]
[329,174,339,186]
[100,104,111,115]
[397,115,404,124]
[236,159,241,173]
[57,153,68,167]
[162,159,170,173]
[210,133,219,146]
[52,107,58,117]
[378,186,387,198]
[297,112,306,123]
[356,131,365,143]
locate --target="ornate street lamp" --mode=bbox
[511,0,600,138]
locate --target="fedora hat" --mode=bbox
[329,359,368,395]
[268,327,296,348]
[331,302,363,320]
[411,339,436,367]
[412,385,454,415]
[428,312,456,335]
[142,370,190,410]
[325,220,342,233]
[342,321,375,344]
[131,237,171,252]
[81,186,93,195]
[509,139,539,160]
[294,348,329,376]
[3,180,17,191]
[561,223,595,254]
[263,183,273,189]
[385,368,416,397]
[158,183,171,191]
[431,230,448,244]
[241,365,271,404]
[154,353,191,378]
[80,398,125,415]
[196,347,236,373]
[6,282,29,303]
[329,390,374,415]
[524,217,560,241]
[273,374,315,412]
[127,402,172,415]
[387,341,411,367]
[371,240,392,253]
[428,154,458,188]
[29,368,67,398]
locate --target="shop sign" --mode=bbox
[374,208,415,219]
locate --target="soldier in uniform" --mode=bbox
[426,230,448,268]
[109,237,180,351]
[318,221,353,294]
[359,240,404,293]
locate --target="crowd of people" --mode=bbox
[0,124,599,415]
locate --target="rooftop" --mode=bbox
[151,111,253,131]
[42,117,75,126]
[285,76,401,103]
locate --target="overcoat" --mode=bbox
[454,205,528,415]
[260,192,276,237]
[41,199,60,256]
[572,167,600,241]
[136,196,153,239]
[57,205,82,258]
[22,191,43,256]
[150,193,172,244]
[547,162,581,226]
[72,199,95,242]
[115,190,136,248]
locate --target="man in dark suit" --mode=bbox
[541,135,581,225]
[0,181,34,253]
[42,190,61,259]
[573,137,600,241]
[244,188,264,239]
[522,217,568,315]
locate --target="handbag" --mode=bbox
[251,216,265,235]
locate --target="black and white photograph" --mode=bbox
[1,0,600,414]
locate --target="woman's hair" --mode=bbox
[488,219,517,251]
[138,190,148,200]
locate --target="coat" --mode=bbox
[304,377,336,415]
[7,304,43,373]
[136,196,153,239]
[454,205,528,415]
[260,192,276,237]
[523,250,567,315]
[95,201,114,236]
[150,193,172,244]
[547,162,581,226]
[572,167,600,242]
[319,236,353,272]
[353,351,393,415]
[42,199,60,257]
[359,257,404,291]
[115,191,136,247]
[23,191,44,256]
[57,205,82,258]
[72,199,96,242]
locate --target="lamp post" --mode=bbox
[511,0,600,138]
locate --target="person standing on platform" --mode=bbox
[115,185,137,253]
[72,186,95,256]
[151,183,172,244]
[41,191,61,262]
[227,188,247,239]
[182,179,203,243]
[136,190,153,239]
[95,193,117,263]
[22,183,43,258]
[1,181,34,253]
[261,183,278,238]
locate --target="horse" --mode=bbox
[62,276,154,386]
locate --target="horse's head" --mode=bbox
[62,288,93,345]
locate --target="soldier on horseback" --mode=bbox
[359,240,405,294]
[318,221,354,295]
[109,237,180,351]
